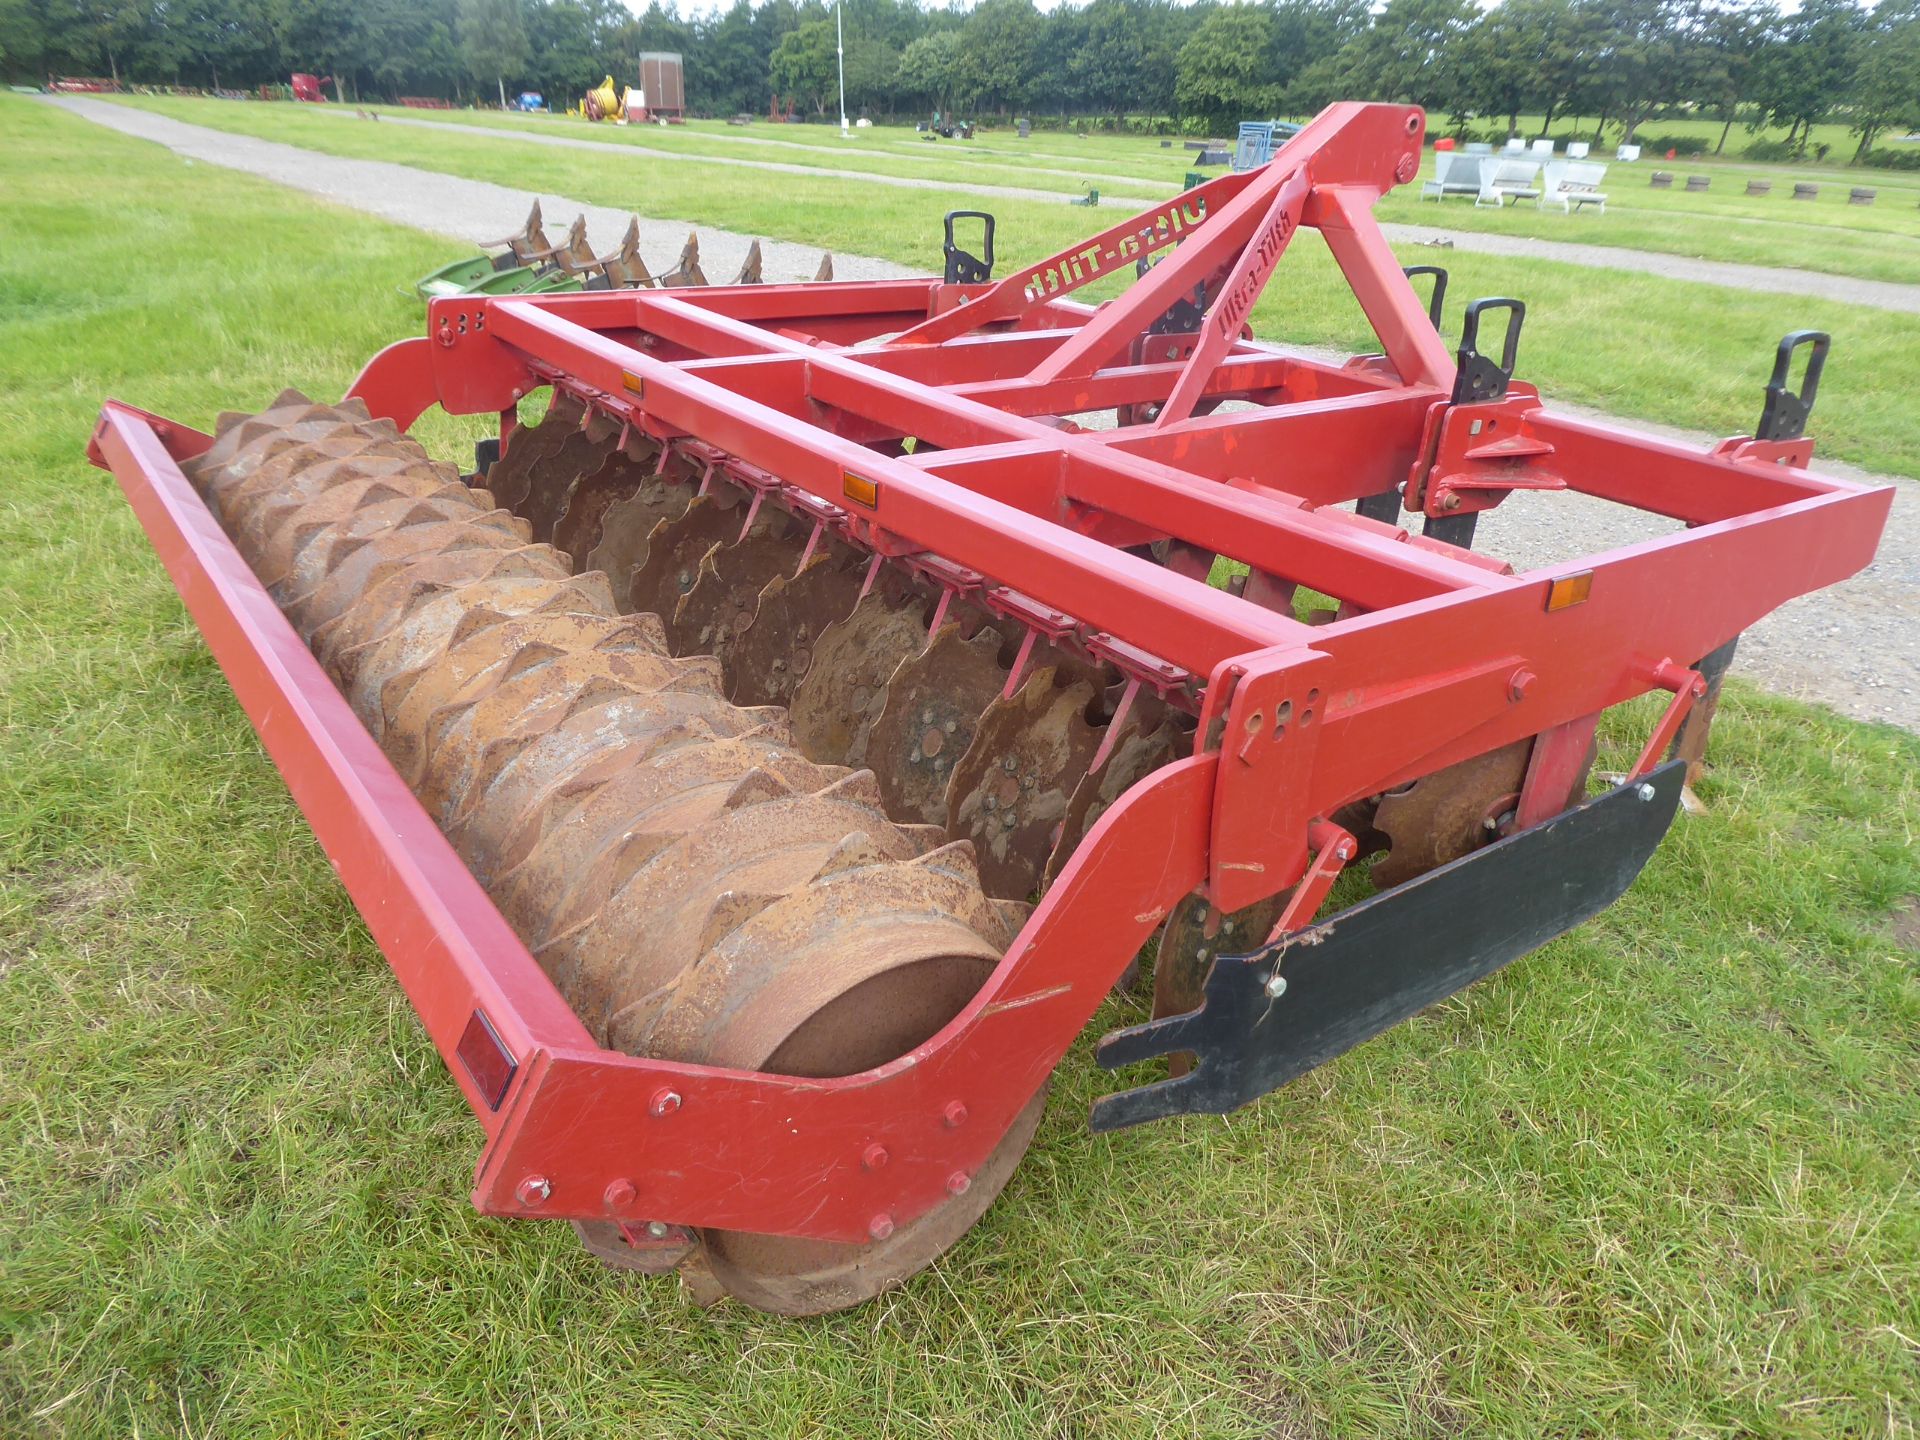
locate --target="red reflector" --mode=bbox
[1546,570,1593,611]
[456,1009,517,1111]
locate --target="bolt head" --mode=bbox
[515,1174,552,1207]
[868,1213,896,1242]
[649,1088,682,1117]
[1264,972,1289,1000]
[942,1101,969,1129]
[1635,781,1657,802]
[946,1171,972,1197]
[646,1220,671,1239]
[861,1143,890,1171]
[603,1178,638,1211]
[1508,668,1536,702]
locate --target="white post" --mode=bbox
[837,2,849,137]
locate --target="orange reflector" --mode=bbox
[1546,570,1593,611]
[621,372,644,396]
[843,471,879,508]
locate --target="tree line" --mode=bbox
[5,0,1918,161]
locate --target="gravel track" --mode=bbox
[1379,220,1920,316]
[49,95,1919,732]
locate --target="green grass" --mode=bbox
[101,93,1920,482]
[5,92,1919,1438]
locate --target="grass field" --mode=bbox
[4,92,1918,1438]
[122,97,1920,285]
[100,95,1920,483]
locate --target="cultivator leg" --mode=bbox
[185,391,1044,1315]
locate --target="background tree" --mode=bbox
[1176,5,1277,133]
[457,0,526,108]
[1848,0,1920,157]
[950,0,1042,116]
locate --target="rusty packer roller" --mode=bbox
[90,102,1891,1321]
[184,391,1041,1314]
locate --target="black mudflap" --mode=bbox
[1090,760,1686,1131]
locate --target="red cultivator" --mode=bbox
[88,103,1890,1314]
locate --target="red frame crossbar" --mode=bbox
[91,103,1891,1244]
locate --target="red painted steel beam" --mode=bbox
[484,300,1309,671]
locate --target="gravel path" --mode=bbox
[309,105,1165,206]
[1379,220,1920,315]
[320,109,1180,200]
[49,95,1920,732]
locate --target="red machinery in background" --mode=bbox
[289,73,331,103]
[87,102,1889,1314]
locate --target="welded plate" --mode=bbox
[945,666,1101,901]
[864,623,1006,827]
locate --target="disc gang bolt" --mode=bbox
[603,1178,638,1211]
[649,1088,682,1117]
[516,1174,552,1207]
[647,1220,671,1239]
[1636,782,1657,802]
[946,1172,972,1197]
[868,1213,896,1241]
[943,1101,969,1128]
[862,1143,890,1171]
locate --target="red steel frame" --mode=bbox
[89,103,1891,1245]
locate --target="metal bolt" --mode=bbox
[1636,782,1657,802]
[515,1174,552,1207]
[1443,493,1462,511]
[943,1101,969,1128]
[946,1171,972,1197]
[646,1220,671,1239]
[1508,668,1536,703]
[861,1143,890,1171]
[1265,972,1289,1000]
[603,1178,638,1211]
[649,1088,682,1117]
[868,1213,896,1241]
[1002,755,1018,773]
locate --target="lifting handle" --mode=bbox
[1755,330,1829,441]
[1451,296,1525,404]
[943,210,996,284]
[1401,264,1448,332]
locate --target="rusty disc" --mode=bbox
[485,392,585,514]
[625,498,739,637]
[1043,710,1185,890]
[946,666,1102,901]
[672,509,805,665]
[1153,890,1288,1075]
[863,623,1006,827]
[727,547,865,708]
[580,452,707,596]
[550,437,659,563]
[789,581,931,768]
[1370,739,1532,890]
[520,426,618,545]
